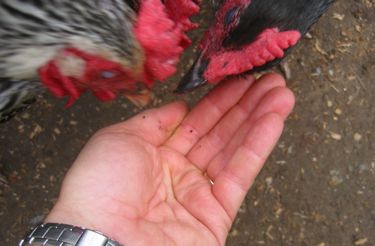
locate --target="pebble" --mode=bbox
[29,124,43,139]
[328,69,334,76]
[355,25,362,32]
[54,128,61,135]
[265,177,273,187]
[230,229,239,237]
[333,13,345,21]
[305,32,313,39]
[358,163,369,173]
[330,132,342,140]
[329,170,344,186]
[21,113,30,119]
[354,133,362,141]
[334,108,342,115]
[354,238,368,245]
[38,162,47,169]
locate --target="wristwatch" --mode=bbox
[19,223,122,246]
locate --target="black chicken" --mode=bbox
[177,0,334,92]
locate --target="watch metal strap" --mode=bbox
[19,223,122,246]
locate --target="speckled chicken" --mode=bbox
[0,0,199,121]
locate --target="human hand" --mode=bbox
[46,74,295,245]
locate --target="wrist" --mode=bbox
[45,202,120,243]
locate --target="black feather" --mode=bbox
[224,0,334,48]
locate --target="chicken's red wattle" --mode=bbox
[39,48,132,107]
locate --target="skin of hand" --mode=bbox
[45,73,295,246]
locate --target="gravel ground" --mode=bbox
[1,0,374,245]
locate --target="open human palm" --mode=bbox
[46,74,295,246]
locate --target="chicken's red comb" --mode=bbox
[204,28,301,83]
[135,0,200,85]
[164,0,200,47]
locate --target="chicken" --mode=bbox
[0,0,199,122]
[176,0,334,92]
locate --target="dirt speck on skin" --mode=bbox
[1,0,375,245]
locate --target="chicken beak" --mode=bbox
[175,55,209,93]
[124,89,154,108]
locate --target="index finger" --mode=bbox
[165,76,255,154]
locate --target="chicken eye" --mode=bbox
[224,7,240,27]
[101,71,116,79]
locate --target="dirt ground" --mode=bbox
[1,0,374,245]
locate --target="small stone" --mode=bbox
[49,175,56,183]
[354,133,362,141]
[305,32,313,39]
[265,177,273,186]
[334,108,342,115]
[358,163,369,173]
[18,125,25,133]
[329,170,344,186]
[327,100,333,107]
[54,128,61,135]
[355,25,362,32]
[316,243,326,246]
[29,124,43,139]
[333,13,345,21]
[38,162,47,169]
[328,69,334,76]
[354,238,368,245]
[21,113,30,119]
[230,229,239,237]
[330,176,343,186]
[330,132,342,140]
[275,208,283,218]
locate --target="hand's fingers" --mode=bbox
[187,73,287,170]
[159,148,231,245]
[165,76,255,154]
[212,113,285,220]
[100,101,188,146]
[207,87,294,179]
